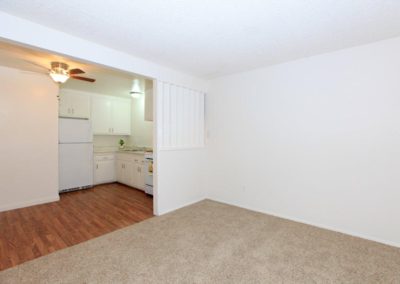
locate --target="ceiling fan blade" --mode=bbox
[71,75,96,82]
[69,68,85,75]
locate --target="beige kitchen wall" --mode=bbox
[0,65,59,211]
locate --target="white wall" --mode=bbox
[154,81,206,214]
[156,149,206,214]
[0,11,208,215]
[0,66,59,211]
[206,36,400,247]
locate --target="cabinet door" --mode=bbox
[69,93,90,119]
[59,92,71,117]
[124,160,134,186]
[92,96,112,134]
[112,99,131,135]
[116,160,125,183]
[130,158,139,189]
[136,165,145,190]
[138,160,146,190]
[94,160,115,185]
[130,159,145,190]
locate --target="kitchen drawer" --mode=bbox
[95,154,115,161]
[116,152,144,161]
[116,153,133,161]
[131,157,145,164]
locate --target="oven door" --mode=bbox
[145,158,153,186]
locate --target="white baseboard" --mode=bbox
[207,197,400,249]
[0,195,60,212]
[157,196,206,216]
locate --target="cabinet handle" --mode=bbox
[96,164,98,169]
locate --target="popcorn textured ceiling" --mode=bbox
[1,0,400,78]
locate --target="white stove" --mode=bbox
[144,152,153,195]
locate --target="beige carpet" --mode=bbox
[1,200,399,283]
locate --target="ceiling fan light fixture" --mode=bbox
[49,62,70,83]
[49,70,69,83]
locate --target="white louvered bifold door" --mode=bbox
[157,81,205,150]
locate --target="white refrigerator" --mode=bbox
[59,118,93,192]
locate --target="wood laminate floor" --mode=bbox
[0,183,153,271]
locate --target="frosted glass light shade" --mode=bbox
[49,71,69,83]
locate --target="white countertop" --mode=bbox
[94,150,116,154]
[94,146,152,155]
[93,146,118,154]
[117,150,146,155]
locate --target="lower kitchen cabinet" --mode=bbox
[116,153,145,190]
[131,156,145,190]
[116,159,134,186]
[94,154,116,185]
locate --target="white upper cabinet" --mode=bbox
[112,98,131,134]
[92,95,131,135]
[59,90,131,135]
[91,95,112,134]
[59,89,91,119]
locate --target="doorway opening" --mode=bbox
[0,39,157,270]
